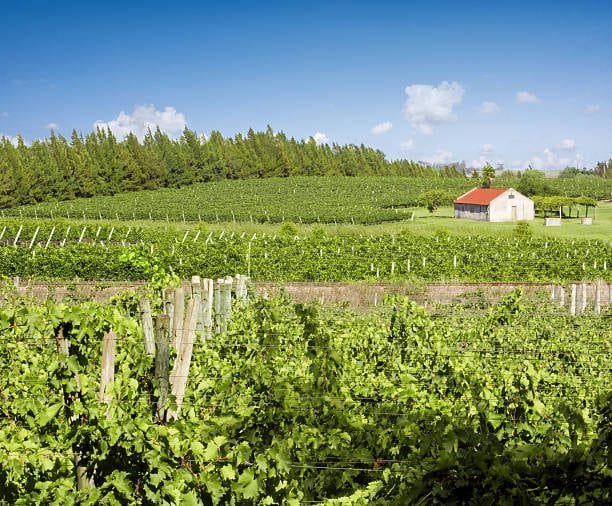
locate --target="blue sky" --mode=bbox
[1,0,611,169]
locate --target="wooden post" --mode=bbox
[234,274,249,303]
[594,280,601,314]
[220,277,233,333]
[172,285,185,349]
[140,298,155,355]
[29,226,40,249]
[99,330,116,406]
[246,241,252,277]
[214,280,222,334]
[191,276,203,335]
[570,284,577,316]
[167,280,201,421]
[164,288,175,338]
[45,226,56,249]
[13,224,23,246]
[154,315,170,422]
[558,286,565,307]
[581,283,587,313]
[550,284,556,302]
[202,278,214,341]
[61,226,71,247]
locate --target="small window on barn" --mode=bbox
[509,194,515,199]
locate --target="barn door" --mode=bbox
[511,206,517,220]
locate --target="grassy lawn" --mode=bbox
[197,202,612,241]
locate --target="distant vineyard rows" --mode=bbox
[0,220,609,282]
[6,175,612,224]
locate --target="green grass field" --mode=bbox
[190,202,612,241]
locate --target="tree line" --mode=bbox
[0,126,464,208]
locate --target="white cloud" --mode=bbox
[481,143,494,154]
[46,122,59,130]
[558,138,576,150]
[1,134,20,146]
[516,91,540,104]
[371,121,393,135]
[527,148,573,170]
[400,138,415,151]
[585,104,600,113]
[94,104,187,139]
[403,81,465,135]
[511,146,578,171]
[470,144,499,168]
[423,149,454,165]
[479,101,499,114]
[312,132,329,145]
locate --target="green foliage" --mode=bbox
[0,295,609,503]
[119,249,179,307]
[0,219,609,282]
[513,221,532,238]
[480,162,496,188]
[515,170,552,196]
[532,195,598,217]
[417,189,455,214]
[279,221,298,238]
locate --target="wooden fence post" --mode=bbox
[172,285,185,349]
[140,298,155,355]
[594,280,601,314]
[580,283,587,314]
[569,284,577,316]
[214,280,222,333]
[99,330,116,407]
[202,278,214,341]
[550,284,556,302]
[154,315,170,422]
[190,275,203,335]
[558,286,565,307]
[167,279,201,421]
[163,288,175,338]
[220,277,233,333]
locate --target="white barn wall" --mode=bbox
[488,189,534,222]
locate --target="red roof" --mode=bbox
[454,187,508,205]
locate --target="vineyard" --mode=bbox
[0,219,610,282]
[6,175,612,224]
[1,287,610,503]
[1,174,611,503]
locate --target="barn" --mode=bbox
[453,187,534,222]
